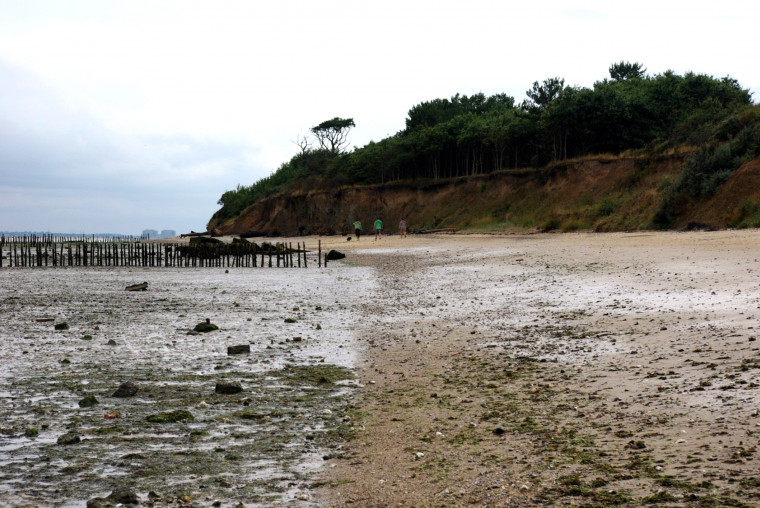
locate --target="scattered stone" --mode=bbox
[626,440,646,450]
[146,410,194,424]
[292,336,303,342]
[125,282,148,292]
[86,498,111,508]
[194,319,219,333]
[54,322,69,330]
[493,425,505,436]
[227,344,251,355]
[216,381,243,395]
[112,381,138,398]
[325,250,346,261]
[79,394,99,408]
[107,339,117,346]
[57,432,81,445]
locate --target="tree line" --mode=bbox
[213,62,758,224]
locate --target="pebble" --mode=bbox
[57,433,81,446]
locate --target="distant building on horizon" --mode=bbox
[142,229,177,239]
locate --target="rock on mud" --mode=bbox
[57,433,81,446]
[78,394,98,407]
[112,381,138,398]
[325,250,346,261]
[193,318,219,333]
[215,381,243,394]
[87,486,140,507]
[227,344,251,355]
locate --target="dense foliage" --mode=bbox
[213,63,755,222]
[652,107,760,228]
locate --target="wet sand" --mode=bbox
[0,261,372,506]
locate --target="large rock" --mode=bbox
[325,250,346,261]
[189,236,222,244]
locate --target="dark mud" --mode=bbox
[0,266,371,507]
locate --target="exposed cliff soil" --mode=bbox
[208,155,760,236]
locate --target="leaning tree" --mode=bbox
[310,117,356,153]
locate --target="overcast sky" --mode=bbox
[1,0,758,235]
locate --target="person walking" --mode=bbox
[398,218,407,238]
[374,217,383,241]
[353,220,362,241]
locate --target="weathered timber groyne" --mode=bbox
[0,236,310,268]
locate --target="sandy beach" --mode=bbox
[312,230,760,506]
[1,230,759,506]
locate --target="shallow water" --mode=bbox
[0,264,373,506]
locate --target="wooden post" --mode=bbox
[318,240,321,268]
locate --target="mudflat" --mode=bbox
[314,230,760,507]
[2,230,759,507]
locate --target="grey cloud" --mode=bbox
[0,60,261,234]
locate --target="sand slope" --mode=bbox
[313,231,760,506]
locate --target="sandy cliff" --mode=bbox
[209,154,760,236]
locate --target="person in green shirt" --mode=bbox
[374,217,383,240]
[353,220,362,241]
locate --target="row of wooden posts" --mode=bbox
[0,239,333,269]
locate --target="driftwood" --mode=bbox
[125,282,148,291]
[180,231,212,238]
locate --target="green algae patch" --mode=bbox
[146,409,195,424]
[278,364,355,386]
[94,426,125,435]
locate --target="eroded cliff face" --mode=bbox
[208,154,760,235]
